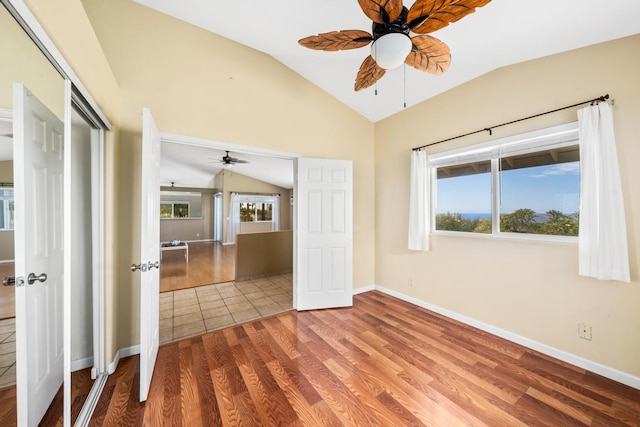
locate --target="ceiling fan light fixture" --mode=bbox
[221,163,233,169]
[371,33,412,70]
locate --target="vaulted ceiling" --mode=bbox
[135,0,640,189]
[134,0,640,122]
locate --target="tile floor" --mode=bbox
[160,274,293,344]
[0,317,16,389]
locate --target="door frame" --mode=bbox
[2,2,111,425]
[159,133,300,307]
[63,87,109,426]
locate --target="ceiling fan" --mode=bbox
[299,0,491,91]
[214,151,249,169]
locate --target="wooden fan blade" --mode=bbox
[405,35,451,75]
[354,56,386,91]
[299,30,373,51]
[357,0,403,24]
[408,0,491,34]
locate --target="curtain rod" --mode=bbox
[412,94,609,151]
[0,182,13,187]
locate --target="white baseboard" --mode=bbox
[369,285,640,391]
[185,239,215,243]
[71,356,94,373]
[0,259,14,264]
[353,284,375,295]
[107,345,140,375]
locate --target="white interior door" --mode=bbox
[294,158,353,310]
[13,84,65,426]
[138,108,161,402]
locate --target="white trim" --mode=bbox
[366,285,640,390]
[71,356,94,373]
[63,80,73,427]
[353,284,375,295]
[107,345,140,375]
[428,122,579,166]
[0,260,15,264]
[159,132,299,160]
[74,373,108,427]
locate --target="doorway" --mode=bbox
[157,137,297,344]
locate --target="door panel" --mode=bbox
[295,158,353,311]
[139,108,161,402]
[13,83,64,426]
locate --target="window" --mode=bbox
[160,201,190,218]
[160,191,203,219]
[431,122,580,238]
[240,201,273,222]
[0,188,14,230]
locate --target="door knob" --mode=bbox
[27,273,47,285]
[3,276,24,287]
[131,263,148,272]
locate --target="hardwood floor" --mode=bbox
[160,242,235,293]
[0,367,93,426]
[0,263,15,320]
[90,291,640,426]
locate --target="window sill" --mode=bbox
[431,230,578,246]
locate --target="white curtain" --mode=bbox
[227,192,241,244]
[408,149,430,251]
[272,194,280,231]
[578,102,630,282]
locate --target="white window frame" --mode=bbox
[429,122,580,242]
[236,195,276,223]
[0,187,14,230]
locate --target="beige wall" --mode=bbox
[81,0,375,355]
[235,230,293,281]
[374,35,640,379]
[216,170,291,242]
[0,5,64,116]
[29,0,639,384]
[0,160,13,261]
[160,191,215,242]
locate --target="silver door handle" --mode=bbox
[27,273,47,285]
[131,263,148,272]
[147,261,159,270]
[3,276,24,287]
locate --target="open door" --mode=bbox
[137,108,161,401]
[13,84,65,426]
[294,158,353,310]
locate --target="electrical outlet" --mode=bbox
[408,276,414,287]
[579,323,592,340]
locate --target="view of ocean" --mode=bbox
[456,212,552,222]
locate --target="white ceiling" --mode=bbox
[133,0,640,122]
[160,141,294,190]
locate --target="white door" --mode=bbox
[294,158,353,310]
[13,84,65,426]
[138,108,161,402]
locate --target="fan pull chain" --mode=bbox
[375,81,378,96]
[403,64,407,108]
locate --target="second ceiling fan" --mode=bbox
[299,0,491,91]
